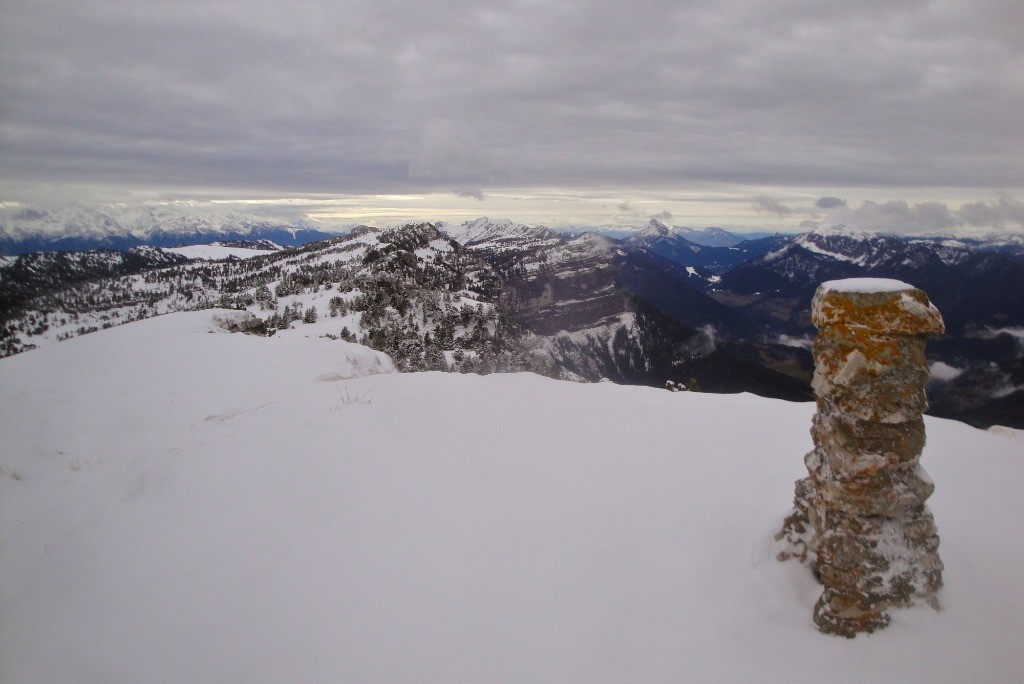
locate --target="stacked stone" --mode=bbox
[779,278,945,637]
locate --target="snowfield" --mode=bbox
[164,244,280,260]
[1,311,1022,683]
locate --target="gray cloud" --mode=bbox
[824,197,1024,234]
[650,210,673,221]
[407,120,495,202]
[0,0,1022,201]
[957,196,1024,228]
[825,200,956,233]
[453,187,485,200]
[752,195,792,217]
[815,197,847,209]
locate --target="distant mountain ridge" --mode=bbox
[0,206,343,254]
[0,218,815,403]
[597,221,775,246]
[622,219,794,274]
[671,225,746,247]
[2,214,1022,428]
[437,217,560,249]
[718,225,1023,308]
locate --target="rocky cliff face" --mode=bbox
[503,233,625,336]
[447,220,811,396]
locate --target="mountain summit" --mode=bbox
[638,218,673,238]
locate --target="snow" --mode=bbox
[812,224,878,239]
[413,239,454,261]
[798,237,857,261]
[438,217,556,248]
[2,311,1023,682]
[563,231,616,254]
[981,231,1024,247]
[682,266,721,284]
[988,425,1023,440]
[929,361,964,382]
[165,244,279,260]
[820,277,915,293]
[778,334,814,349]
[638,218,671,238]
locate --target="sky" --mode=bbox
[0,0,1022,234]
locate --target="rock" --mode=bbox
[211,311,267,335]
[777,278,944,637]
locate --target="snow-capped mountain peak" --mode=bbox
[807,223,885,241]
[787,226,900,265]
[638,218,672,238]
[1,206,133,242]
[438,217,558,248]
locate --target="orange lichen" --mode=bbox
[779,280,945,637]
[813,287,944,338]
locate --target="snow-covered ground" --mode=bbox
[164,244,280,260]
[1,311,1022,683]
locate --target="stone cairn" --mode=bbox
[776,278,945,637]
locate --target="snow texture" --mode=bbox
[820,277,915,294]
[165,244,279,260]
[1,311,1023,682]
[797,237,857,262]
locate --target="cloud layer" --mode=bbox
[1,0,1022,206]
[823,196,1024,234]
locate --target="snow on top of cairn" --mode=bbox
[820,277,916,294]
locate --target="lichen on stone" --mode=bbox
[777,279,944,637]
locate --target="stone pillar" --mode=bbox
[777,278,945,637]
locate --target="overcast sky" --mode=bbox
[1,0,1022,233]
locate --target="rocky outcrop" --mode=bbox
[212,310,267,335]
[777,278,944,637]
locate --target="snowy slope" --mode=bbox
[1,312,1023,683]
[438,217,560,251]
[164,243,281,260]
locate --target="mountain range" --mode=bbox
[0,207,783,255]
[1,213,1022,428]
[0,206,342,254]
[597,221,774,245]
